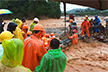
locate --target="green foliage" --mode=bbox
[74,8,108,16]
[0,0,61,19]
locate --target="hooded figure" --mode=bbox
[35,38,67,72]
[15,18,22,28]
[22,24,47,71]
[93,15,100,32]
[7,22,18,34]
[7,22,24,41]
[0,38,31,72]
[0,31,14,60]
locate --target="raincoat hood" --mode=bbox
[1,38,24,67]
[15,18,22,28]
[48,48,61,59]
[7,22,18,33]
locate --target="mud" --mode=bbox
[63,40,108,72]
[4,16,108,72]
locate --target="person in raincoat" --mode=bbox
[43,34,50,50]
[22,25,29,39]
[0,38,31,72]
[7,22,24,41]
[13,19,24,41]
[81,18,90,37]
[7,22,18,33]
[20,17,26,30]
[15,18,22,28]
[93,15,101,33]
[48,33,56,48]
[30,17,39,32]
[35,38,67,72]
[69,20,77,35]
[0,17,6,33]
[85,15,90,21]
[22,24,47,71]
[0,31,14,60]
[67,29,78,45]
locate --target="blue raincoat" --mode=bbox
[93,18,100,32]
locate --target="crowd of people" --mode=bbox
[68,13,105,43]
[0,17,67,72]
[0,13,106,72]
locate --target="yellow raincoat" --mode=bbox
[13,19,24,41]
[0,38,31,72]
[13,27,24,41]
[15,18,22,28]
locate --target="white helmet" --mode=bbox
[34,18,39,22]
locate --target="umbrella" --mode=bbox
[0,9,13,15]
[51,0,108,10]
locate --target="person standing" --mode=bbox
[22,24,47,71]
[35,38,67,72]
[22,25,29,39]
[0,38,31,72]
[21,17,26,30]
[30,17,39,32]
[0,17,6,33]
[81,18,90,37]
[93,15,101,33]
[85,15,90,21]
[69,13,74,21]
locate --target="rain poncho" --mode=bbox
[68,33,78,45]
[11,19,15,22]
[93,18,100,32]
[15,18,22,28]
[22,35,47,71]
[0,38,31,72]
[0,44,3,60]
[35,48,67,72]
[13,27,24,41]
[7,22,18,34]
[30,22,36,32]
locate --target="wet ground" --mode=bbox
[4,16,108,72]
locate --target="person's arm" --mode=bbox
[94,18,100,24]
[35,54,48,72]
[67,34,72,39]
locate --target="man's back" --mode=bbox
[22,35,47,71]
[35,48,67,72]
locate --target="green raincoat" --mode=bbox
[30,22,36,32]
[0,38,31,72]
[35,48,67,72]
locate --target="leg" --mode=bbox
[81,30,84,36]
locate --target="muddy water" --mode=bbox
[4,16,108,72]
[63,40,108,72]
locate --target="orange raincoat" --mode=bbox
[68,33,78,45]
[22,35,47,71]
[81,20,90,37]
